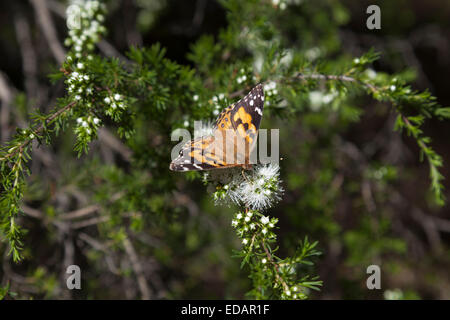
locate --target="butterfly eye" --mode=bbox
[225,118,228,121]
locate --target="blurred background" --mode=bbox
[0,0,449,299]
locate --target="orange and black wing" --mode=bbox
[170,83,264,171]
[169,136,239,171]
[214,83,264,144]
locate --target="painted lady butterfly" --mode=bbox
[170,84,264,171]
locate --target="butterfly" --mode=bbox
[170,84,264,171]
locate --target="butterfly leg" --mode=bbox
[241,168,251,183]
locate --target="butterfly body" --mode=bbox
[170,84,264,172]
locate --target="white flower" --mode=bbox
[194,120,215,138]
[262,258,267,264]
[305,47,321,61]
[239,164,283,211]
[384,289,403,300]
[262,228,268,234]
[76,117,83,123]
[104,97,111,104]
[390,85,396,91]
[309,91,324,110]
[322,92,337,104]
[93,118,100,124]
[365,68,377,79]
[257,163,279,180]
[231,220,238,227]
[245,216,250,222]
[236,213,243,220]
[114,93,121,100]
[75,95,81,100]
[261,216,270,224]
[242,239,248,245]
[264,81,277,91]
[206,163,283,211]
[77,62,84,69]
[193,95,199,101]
[353,58,360,64]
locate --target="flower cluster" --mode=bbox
[384,289,404,300]
[205,163,284,211]
[211,93,228,116]
[75,115,101,141]
[272,0,303,11]
[66,64,93,99]
[64,1,129,134]
[263,81,278,106]
[65,0,106,59]
[281,285,308,300]
[232,210,278,247]
[193,120,215,138]
[308,90,338,111]
[104,93,127,121]
[236,68,255,85]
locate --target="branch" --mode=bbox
[122,237,153,300]
[30,0,66,64]
[0,101,77,162]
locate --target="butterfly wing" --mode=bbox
[170,83,264,171]
[225,83,264,153]
[169,135,241,171]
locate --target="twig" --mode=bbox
[122,237,153,300]
[59,204,100,220]
[30,0,66,64]
[46,0,131,64]
[14,10,39,100]
[229,73,377,99]
[0,101,77,161]
[98,128,133,161]
[0,72,16,142]
[261,240,289,292]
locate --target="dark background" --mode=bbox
[0,0,449,299]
